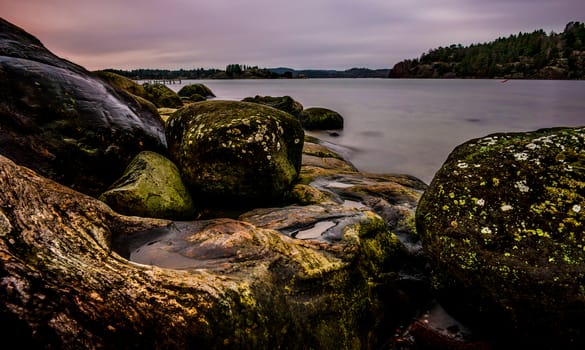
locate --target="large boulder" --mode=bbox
[0,18,167,196]
[99,151,196,220]
[300,107,344,130]
[165,100,304,206]
[416,127,585,347]
[242,95,304,119]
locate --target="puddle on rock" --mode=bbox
[326,181,355,189]
[113,220,251,270]
[293,221,336,240]
[342,199,367,209]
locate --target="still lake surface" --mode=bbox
[165,79,585,184]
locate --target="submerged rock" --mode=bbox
[165,100,304,207]
[242,95,304,119]
[300,107,344,130]
[0,18,167,196]
[177,83,215,100]
[416,126,585,347]
[99,151,196,220]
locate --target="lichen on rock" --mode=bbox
[416,126,585,345]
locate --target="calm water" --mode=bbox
[165,79,585,184]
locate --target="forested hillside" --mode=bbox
[389,21,585,79]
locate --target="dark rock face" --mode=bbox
[0,18,167,197]
[165,100,304,207]
[416,127,585,347]
[242,95,304,119]
[300,107,344,130]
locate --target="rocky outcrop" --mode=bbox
[0,144,427,349]
[300,107,344,130]
[241,95,304,119]
[99,151,196,220]
[165,100,305,207]
[416,126,585,348]
[0,18,167,197]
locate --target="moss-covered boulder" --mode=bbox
[99,151,195,219]
[300,107,344,130]
[165,100,304,206]
[177,83,215,99]
[416,126,585,347]
[142,82,183,108]
[242,95,304,119]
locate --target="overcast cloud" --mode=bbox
[2,0,583,70]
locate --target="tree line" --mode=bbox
[103,65,390,80]
[104,64,287,80]
[389,21,585,79]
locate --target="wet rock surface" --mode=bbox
[0,19,167,197]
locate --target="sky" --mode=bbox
[2,0,584,71]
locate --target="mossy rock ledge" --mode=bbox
[416,126,585,347]
[165,100,305,207]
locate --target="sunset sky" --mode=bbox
[2,0,583,71]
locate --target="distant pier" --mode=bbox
[143,79,182,85]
